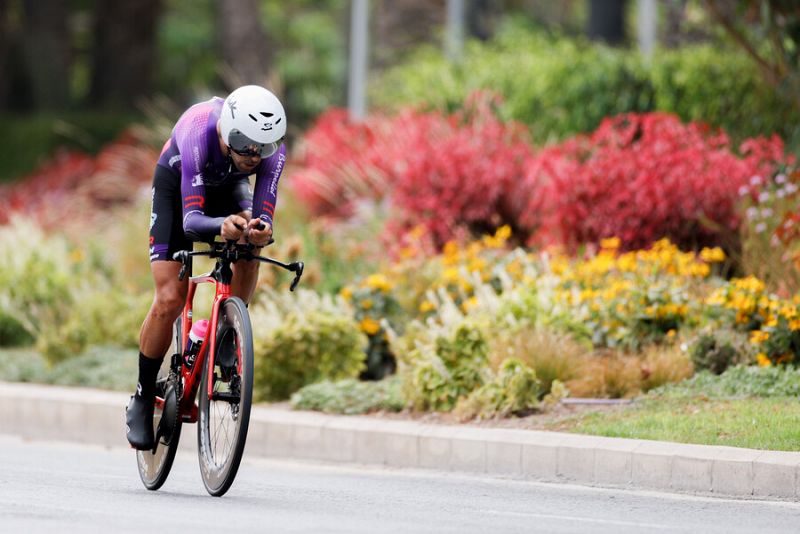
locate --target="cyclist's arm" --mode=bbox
[176,120,225,241]
[252,143,287,228]
[232,178,253,219]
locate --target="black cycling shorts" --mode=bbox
[149,165,252,262]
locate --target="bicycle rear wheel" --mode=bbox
[197,297,254,497]
[137,317,184,490]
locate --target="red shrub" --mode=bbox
[290,108,409,218]
[529,113,784,251]
[390,94,539,248]
[290,93,541,249]
[0,131,157,227]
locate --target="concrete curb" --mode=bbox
[2,381,798,500]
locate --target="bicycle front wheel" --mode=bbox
[197,296,254,497]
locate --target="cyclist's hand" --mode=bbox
[221,214,248,241]
[246,219,272,247]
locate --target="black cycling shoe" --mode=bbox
[126,394,155,450]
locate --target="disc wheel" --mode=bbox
[197,297,253,497]
[136,317,184,490]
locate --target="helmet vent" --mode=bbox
[248,114,258,122]
[260,112,274,117]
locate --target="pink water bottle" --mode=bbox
[184,319,209,369]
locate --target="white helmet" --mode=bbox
[219,85,286,158]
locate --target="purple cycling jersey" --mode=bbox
[157,97,285,237]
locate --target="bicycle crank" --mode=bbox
[153,383,179,451]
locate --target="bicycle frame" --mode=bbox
[176,268,228,423]
[162,241,303,424]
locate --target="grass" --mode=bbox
[546,396,800,451]
[545,366,800,450]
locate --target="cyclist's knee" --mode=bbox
[153,286,185,320]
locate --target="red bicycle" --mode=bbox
[135,238,303,496]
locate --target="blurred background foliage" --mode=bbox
[1,0,798,181]
[3,0,800,410]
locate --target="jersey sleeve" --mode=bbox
[176,112,225,241]
[252,144,287,227]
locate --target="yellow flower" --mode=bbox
[757,353,772,367]
[363,274,392,293]
[69,248,85,264]
[505,260,522,277]
[790,319,800,331]
[442,267,461,284]
[468,257,487,274]
[443,241,460,262]
[666,329,676,338]
[419,301,435,313]
[483,225,511,248]
[462,296,479,312]
[734,276,765,294]
[495,225,512,241]
[361,298,373,310]
[600,236,621,250]
[339,287,352,301]
[359,318,381,335]
[750,330,770,344]
[699,247,726,263]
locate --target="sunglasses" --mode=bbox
[228,130,281,159]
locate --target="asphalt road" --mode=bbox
[1,435,799,534]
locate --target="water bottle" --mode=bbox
[184,319,209,369]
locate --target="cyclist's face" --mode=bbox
[230,150,261,173]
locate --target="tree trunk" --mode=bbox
[0,0,11,110]
[215,0,270,88]
[21,0,70,110]
[90,0,163,109]
[373,0,445,68]
[466,0,497,41]
[587,0,627,45]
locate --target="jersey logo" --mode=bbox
[184,195,205,209]
[150,212,157,230]
[192,173,203,187]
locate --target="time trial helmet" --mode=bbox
[219,85,286,158]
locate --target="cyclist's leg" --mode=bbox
[128,165,188,450]
[231,253,260,305]
[139,261,188,358]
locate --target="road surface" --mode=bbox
[1,435,798,533]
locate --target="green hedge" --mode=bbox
[370,24,797,145]
[253,310,366,401]
[650,44,797,143]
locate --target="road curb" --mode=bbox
[2,381,798,500]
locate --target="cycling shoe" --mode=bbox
[126,394,155,450]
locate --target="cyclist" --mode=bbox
[126,85,287,450]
